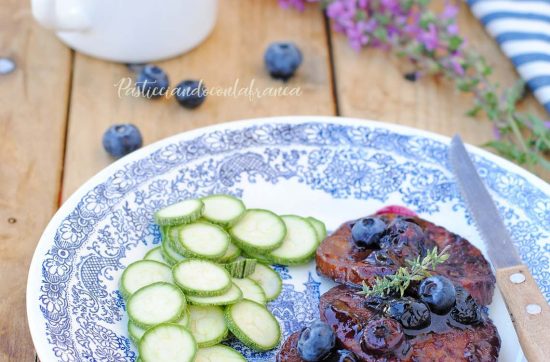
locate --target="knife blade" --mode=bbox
[448,135,521,269]
[448,135,550,362]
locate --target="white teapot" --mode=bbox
[31,0,218,63]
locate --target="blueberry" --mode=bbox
[326,349,358,362]
[174,80,207,109]
[385,219,424,246]
[361,318,404,353]
[403,72,417,82]
[419,276,456,314]
[297,320,336,361]
[450,286,481,325]
[351,217,386,248]
[102,124,142,158]
[136,64,169,98]
[264,42,303,80]
[385,298,431,330]
[126,63,146,73]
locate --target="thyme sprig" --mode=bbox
[358,245,451,298]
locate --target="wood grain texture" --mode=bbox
[61,0,335,200]
[0,1,72,361]
[496,265,550,362]
[330,2,548,147]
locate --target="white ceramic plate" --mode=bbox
[27,117,550,361]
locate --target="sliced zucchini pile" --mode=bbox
[120,194,327,358]
[232,277,267,305]
[195,345,246,361]
[139,323,196,362]
[187,305,227,347]
[224,257,257,278]
[225,300,281,351]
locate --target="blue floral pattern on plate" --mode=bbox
[28,118,549,362]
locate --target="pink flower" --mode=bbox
[447,23,459,35]
[358,0,370,9]
[380,0,401,13]
[359,19,378,33]
[442,3,459,20]
[492,125,502,140]
[346,21,371,50]
[449,58,465,76]
[418,23,439,51]
[327,1,346,17]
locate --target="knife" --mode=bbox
[449,135,550,362]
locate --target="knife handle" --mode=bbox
[496,264,550,361]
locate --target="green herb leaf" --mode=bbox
[358,246,451,298]
[448,36,463,51]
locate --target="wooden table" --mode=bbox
[0,1,546,361]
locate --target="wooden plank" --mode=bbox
[0,0,72,361]
[62,0,335,199]
[330,2,547,147]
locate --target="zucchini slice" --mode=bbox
[232,278,267,305]
[229,209,286,252]
[172,259,231,296]
[139,323,197,362]
[217,242,241,263]
[248,263,282,301]
[128,309,189,345]
[201,194,245,227]
[186,282,243,306]
[127,282,186,329]
[225,300,281,351]
[267,215,319,265]
[128,320,147,345]
[161,238,186,266]
[174,222,230,260]
[179,308,190,328]
[120,260,173,298]
[195,345,246,361]
[306,216,327,243]
[188,305,228,347]
[243,249,275,265]
[154,199,204,226]
[224,257,257,278]
[143,246,166,264]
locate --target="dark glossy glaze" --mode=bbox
[321,285,499,362]
[278,285,500,361]
[315,214,496,306]
[277,212,500,361]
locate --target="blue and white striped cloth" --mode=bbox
[469,0,550,114]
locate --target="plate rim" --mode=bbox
[27,115,548,361]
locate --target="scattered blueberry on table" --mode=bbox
[136,64,169,98]
[0,57,16,75]
[174,80,207,109]
[102,124,143,158]
[264,42,302,80]
[126,63,146,74]
[404,72,418,82]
